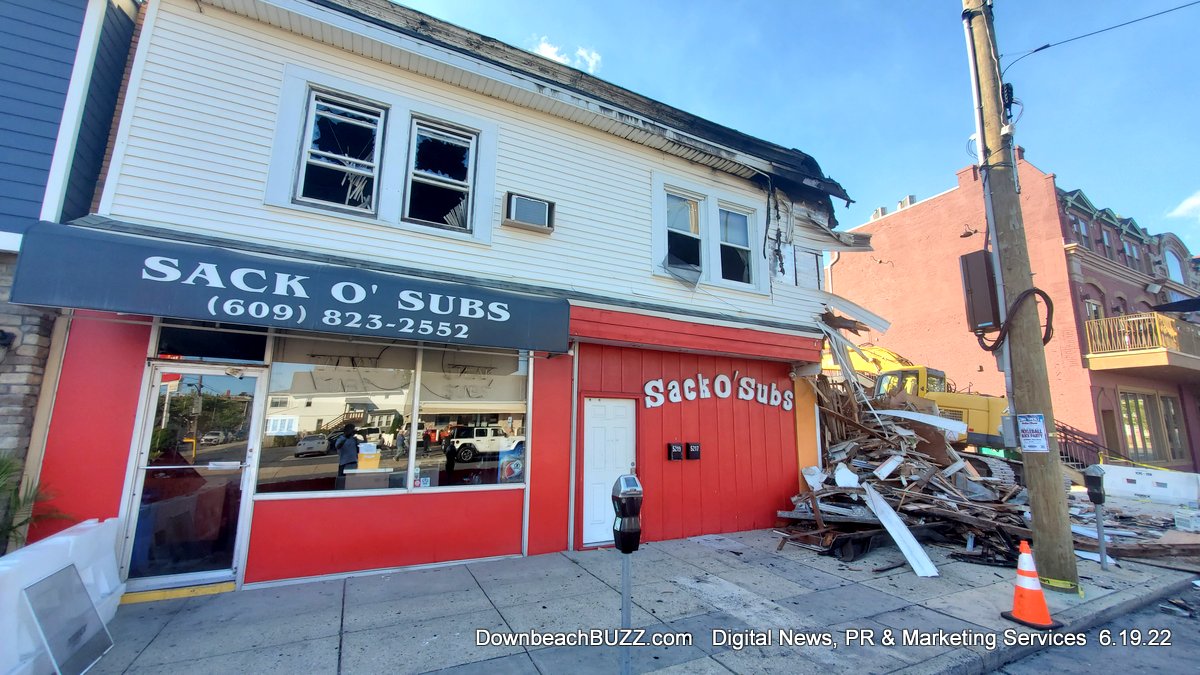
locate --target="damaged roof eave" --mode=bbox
[200,0,851,204]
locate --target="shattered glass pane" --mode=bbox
[667,230,701,268]
[666,194,699,233]
[302,163,374,209]
[720,244,750,283]
[414,129,470,182]
[408,181,469,228]
[300,95,382,211]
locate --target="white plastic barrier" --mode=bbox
[0,518,126,675]
[1102,464,1200,506]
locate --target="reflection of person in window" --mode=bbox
[337,423,360,476]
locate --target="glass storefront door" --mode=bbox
[124,365,264,588]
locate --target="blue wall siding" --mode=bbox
[63,2,134,221]
[0,0,86,234]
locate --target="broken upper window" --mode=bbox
[405,120,476,230]
[296,91,384,214]
[719,207,752,284]
[666,193,702,273]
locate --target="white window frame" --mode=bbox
[266,65,497,243]
[402,117,478,232]
[294,89,386,215]
[651,172,768,294]
[717,203,755,285]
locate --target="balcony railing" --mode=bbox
[1084,311,1200,357]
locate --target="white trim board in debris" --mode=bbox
[874,410,968,437]
[863,483,939,577]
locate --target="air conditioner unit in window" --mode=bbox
[502,192,554,233]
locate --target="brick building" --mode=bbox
[827,152,1200,471]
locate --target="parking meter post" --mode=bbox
[612,474,643,675]
[1083,465,1108,571]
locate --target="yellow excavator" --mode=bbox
[820,344,1008,451]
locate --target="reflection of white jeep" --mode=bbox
[445,426,523,462]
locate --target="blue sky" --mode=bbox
[399,0,1199,251]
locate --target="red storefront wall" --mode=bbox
[31,312,152,541]
[571,344,801,548]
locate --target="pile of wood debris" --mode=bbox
[780,327,1200,575]
[775,376,1031,577]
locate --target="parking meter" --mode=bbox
[1083,464,1108,570]
[612,474,643,554]
[1083,465,1105,504]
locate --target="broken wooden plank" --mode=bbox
[863,483,939,577]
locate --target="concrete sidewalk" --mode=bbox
[93,530,1196,674]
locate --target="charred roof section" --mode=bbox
[308,0,851,208]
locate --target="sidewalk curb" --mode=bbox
[887,572,1198,675]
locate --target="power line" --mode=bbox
[1002,0,1200,77]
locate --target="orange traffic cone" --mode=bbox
[1001,540,1063,630]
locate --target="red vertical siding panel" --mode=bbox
[658,351,684,541]
[638,348,664,542]
[601,343,622,392]
[761,366,785,527]
[31,313,151,541]
[528,353,573,554]
[747,362,770,527]
[696,354,721,535]
[676,353,702,538]
[715,356,739,533]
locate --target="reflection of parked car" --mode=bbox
[294,434,328,457]
[200,431,228,446]
[445,426,524,462]
[325,426,386,452]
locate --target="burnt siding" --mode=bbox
[62,1,134,222]
[0,0,86,233]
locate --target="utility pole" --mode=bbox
[961,0,1078,592]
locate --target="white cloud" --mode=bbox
[530,35,602,74]
[574,47,601,74]
[533,36,571,65]
[1167,190,1200,222]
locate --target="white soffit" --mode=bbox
[201,0,771,183]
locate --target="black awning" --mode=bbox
[1152,297,1200,313]
[13,221,570,353]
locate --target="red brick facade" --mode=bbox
[827,156,1200,471]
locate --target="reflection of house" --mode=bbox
[266,366,410,434]
[827,153,1200,470]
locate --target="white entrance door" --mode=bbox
[121,365,266,590]
[582,398,636,545]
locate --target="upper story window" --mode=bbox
[666,192,702,271]
[653,173,767,293]
[1100,229,1114,258]
[1069,214,1089,247]
[1122,241,1144,272]
[297,92,385,214]
[1166,250,1186,283]
[719,207,752,284]
[267,66,498,243]
[1084,299,1103,321]
[404,120,477,230]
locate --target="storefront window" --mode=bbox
[412,349,528,488]
[256,337,415,493]
[157,320,267,363]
